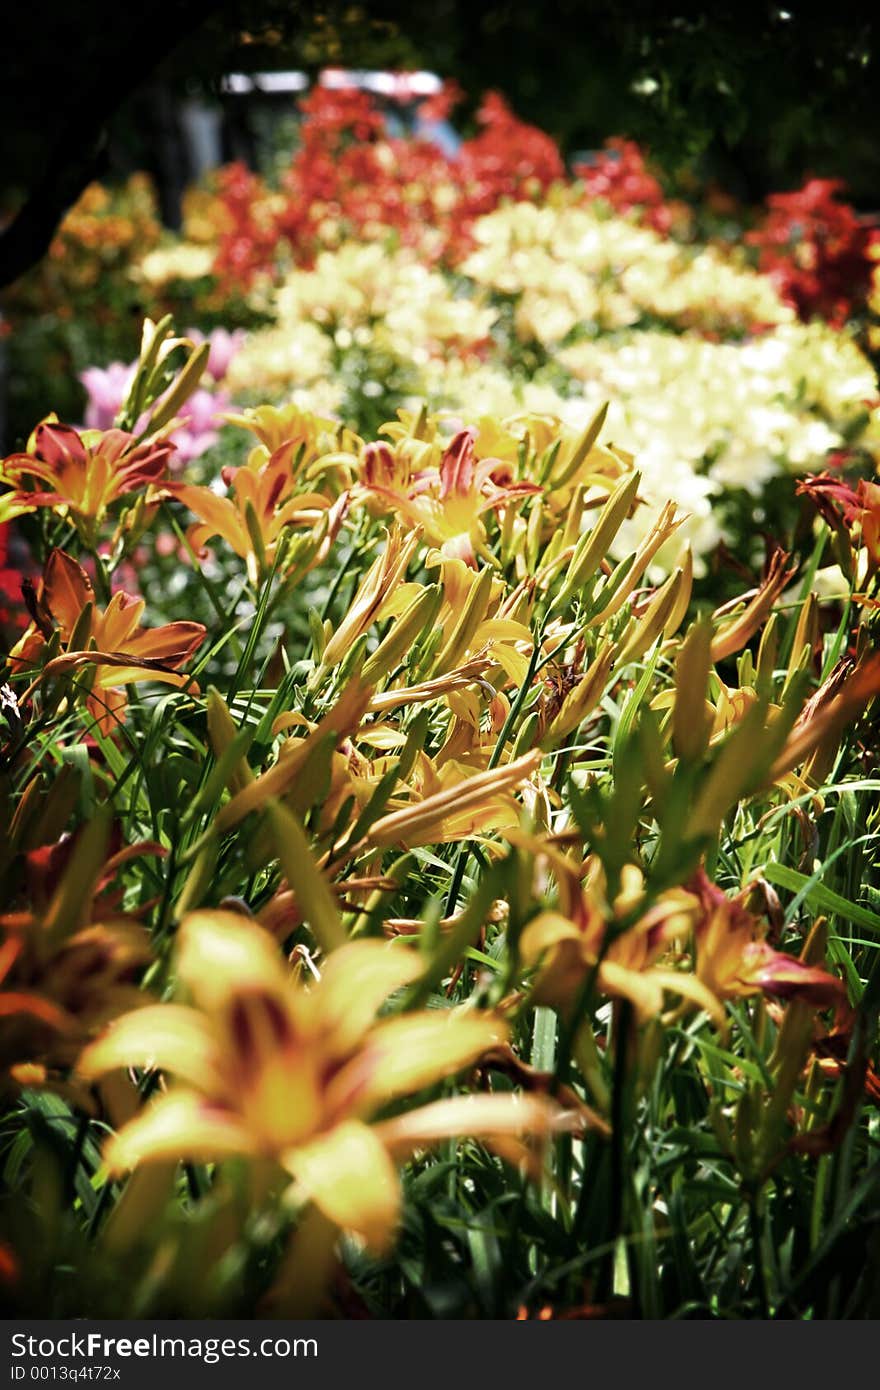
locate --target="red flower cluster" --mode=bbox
[459,91,565,216]
[208,87,568,287]
[0,524,24,633]
[748,178,879,328]
[210,162,284,290]
[573,138,675,234]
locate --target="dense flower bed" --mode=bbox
[129,200,879,572]
[2,85,880,1319]
[7,91,876,577]
[1,322,880,1317]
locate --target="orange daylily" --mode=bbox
[688,870,847,1009]
[1,418,174,538]
[11,549,205,736]
[78,910,567,1252]
[168,441,348,585]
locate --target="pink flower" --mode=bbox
[186,327,246,383]
[169,388,230,467]
[79,362,136,431]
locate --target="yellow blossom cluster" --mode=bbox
[461,199,793,339]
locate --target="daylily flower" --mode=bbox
[426,554,534,689]
[689,870,846,1008]
[0,810,155,1091]
[258,711,406,840]
[223,401,356,463]
[362,750,542,850]
[168,444,348,586]
[322,526,421,668]
[10,549,205,736]
[78,910,566,1252]
[363,427,540,566]
[1,418,175,541]
[517,840,722,1025]
[354,439,419,519]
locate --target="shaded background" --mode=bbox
[1,0,878,286]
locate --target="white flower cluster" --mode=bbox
[215,210,880,572]
[461,201,793,338]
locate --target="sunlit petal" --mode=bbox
[102,1090,252,1173]
[313,941,422,1055]
[282,1119,401,1253]
[328,1011,508,1114]
[78,1004,223,1093]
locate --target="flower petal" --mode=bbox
[42,549,93,636]
[77,1004,222,1093]
[176,910,288,1012]
[314,941,422,1056]
[282,1119,400,1253]
[520,911,582,964]
[374,1091,579,1158]
[327,1010,508,1115]
[102,1090,251,1173]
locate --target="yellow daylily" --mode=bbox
[322,526,422,668]
[363,750,543,850]
[78,910,552,1252]
[168,441,348,586]
[362,426,540,566]
[518,842,723,1025]
[427,554,535,689]
[223,401,356,461]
